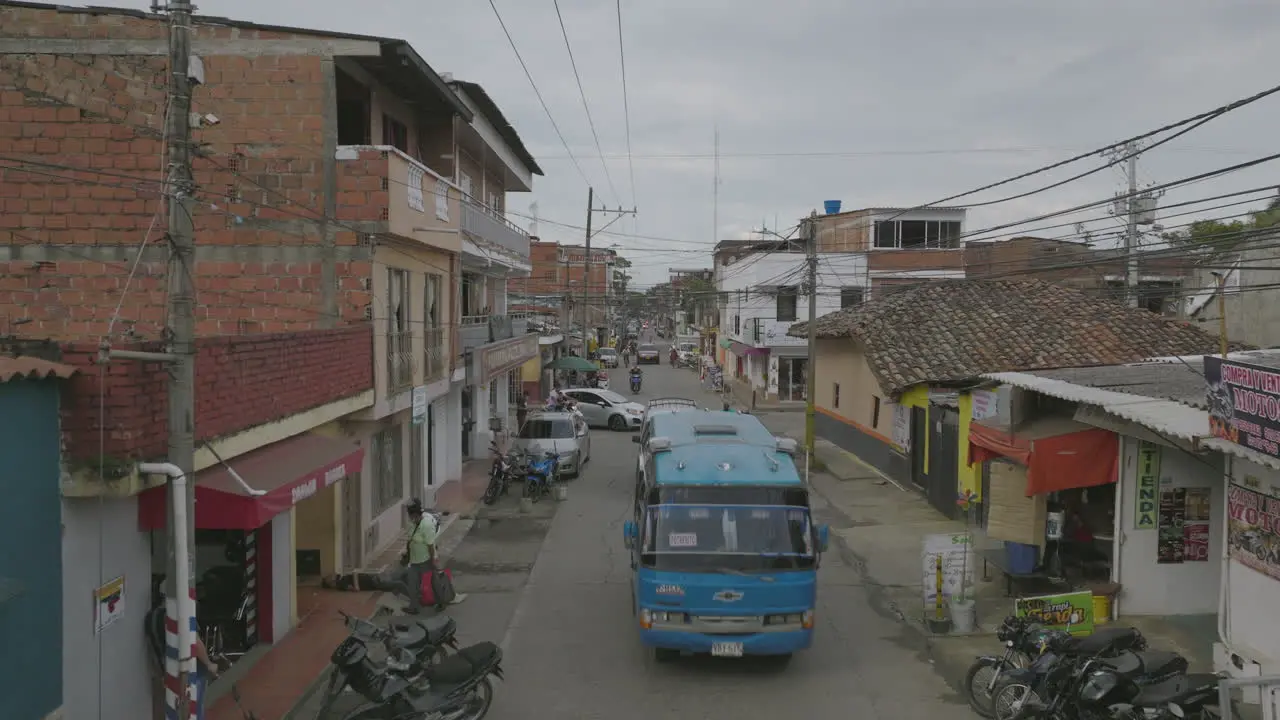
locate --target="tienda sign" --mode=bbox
[1204,356,1280,459]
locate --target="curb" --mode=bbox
[282,512,475,720]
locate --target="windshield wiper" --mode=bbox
[712,567,775,582]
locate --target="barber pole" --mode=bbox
[163,587,199,720]
[243,531,258,646]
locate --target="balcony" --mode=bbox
[387,329,415,396]
[424,326,447,383]
[458,315,528,353]
[335,145,462,254]
[461,199,530,261]
[747,318,765,345]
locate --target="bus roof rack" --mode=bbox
[645,397,698,411]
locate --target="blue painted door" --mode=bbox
[0,379,64,719]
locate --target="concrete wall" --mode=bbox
[1187,233,1280,348]
[61,497,152,720]
[812,338,911,482]
[270,511,295,641]
[1115,438,1223,615]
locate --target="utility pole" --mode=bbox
[1124,141,1140,308]
[581,188,636,356]
[162,1,197,718]
[804,211,818,458]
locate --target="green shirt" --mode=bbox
[407,515,438,565]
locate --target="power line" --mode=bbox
[552,0,618,204]
[487,0,593,191]
[615,0,637,212]
[530,145,1272,161]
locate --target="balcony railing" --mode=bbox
[461,199,530,260]
[424,326,447,383]
[747,318,764,345]
[387,329,415,396]
[334,145,461,254]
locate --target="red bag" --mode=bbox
[419,568,455,607]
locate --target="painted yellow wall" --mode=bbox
[898,384,981,499]
[520,356,540,382]
[294,481,338,577]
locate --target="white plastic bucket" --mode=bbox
[554,485,569,501]
[950,598,977,633]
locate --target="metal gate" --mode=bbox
[342,470,363,571]
[910,407,928,491]
[927,406,960,519]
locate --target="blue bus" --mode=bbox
[622,410,829,662]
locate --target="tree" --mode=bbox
[1162,196,1280,256]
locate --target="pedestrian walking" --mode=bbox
[388,499,467,613]
[515,390,529,432]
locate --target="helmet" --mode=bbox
[405,498,424,515]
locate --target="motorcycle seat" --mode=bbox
[389,615,456,649]
[424,641,502,685]
[1101,650,1187,678]
[1067,626,1142,655]
[1132,674,1221,706]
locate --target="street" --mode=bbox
[436,343,971,719]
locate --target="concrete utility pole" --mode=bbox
[804,211,818,457]
[1124,141,1140,308]
[163,2,198,717]
[581,188,636,356]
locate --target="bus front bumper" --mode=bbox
[640,628,812,656]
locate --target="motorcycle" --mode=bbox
[629,370,642,394]
[483,441,513,505]
[323,619,504,720]
[321,611,460,704]
[964,615,1049,717]
[521,450,560,503]
[1006,654,1224,720]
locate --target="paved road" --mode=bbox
[442,347,971,719]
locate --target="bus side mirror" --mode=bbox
[623,520,638,549]
[817,525,830,553]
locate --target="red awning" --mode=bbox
[728,341,770,357]
[969,417,1117,497]
[138,433,364,531]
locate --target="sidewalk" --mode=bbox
[206,459,492,720]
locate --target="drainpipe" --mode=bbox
[138,462,196,708]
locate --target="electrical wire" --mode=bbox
[552,0,618,204]
[488,0,593,192]
[615,0,636,213]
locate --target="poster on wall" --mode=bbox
[94,576,126,634]
[892,404,911,452]
[1134,442,1161,529]
[1227,481,1280,581]
[970,389,998,421]
[1204,355,1280,459]
[920,533,973,607]
[767,356,779,397]
[1157,488,1187,564]
[1183,488,1211,562]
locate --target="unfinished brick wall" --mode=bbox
[0,4,369,342]
[59,324,374,462]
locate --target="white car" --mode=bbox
[596,347,619,368]
[563,388,645,431]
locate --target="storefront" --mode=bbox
[1203,354,1280,680]
[768,355,808,402]
[138,433,364,665]
[469,334,539,450]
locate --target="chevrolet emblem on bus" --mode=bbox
[714,590,744,602]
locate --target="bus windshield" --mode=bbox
[640,504,816,572]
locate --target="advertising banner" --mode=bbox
[1227,481,1280,581]
[1014,589,1094,636]
[1204,355,1280,459]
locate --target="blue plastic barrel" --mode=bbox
[823,200,842,215]
[1005,542,1039,574]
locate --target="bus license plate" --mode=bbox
[711,642,743,657]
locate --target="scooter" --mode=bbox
[521,450,560,503]
[629,370,642,394]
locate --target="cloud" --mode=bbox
[82,0,1280,288]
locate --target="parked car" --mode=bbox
[510,411,591,478]
[636,343,660,364]
[597,347,619,368]
[563,388,645,431]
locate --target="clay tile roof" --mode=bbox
[0,356,79,384]
[789,279,1246,396]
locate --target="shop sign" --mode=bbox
[1134,442,1161,529]
[921,533,973,608]
[94,576,126,634]
[1158,487,1211,564]
[762,320,805,347]
[1227,481,1280,581]
[324,463,346,487]
[1014,590,1094,636]
[291,477,318,505]
[971,390,999,421]
[928,388,959,407]
[476,334,538,383]
[1204,355,1280,459]
[412,385,428,426]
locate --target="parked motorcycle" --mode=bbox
[320,610,460,709]
[322,617,504,720]
[1003,653,1224,720]
[483,441,514,505]
[964,615,1050,717]
[521,450,560,503]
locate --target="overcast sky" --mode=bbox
[96,0,1280,287]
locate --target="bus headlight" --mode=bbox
[764,610,814,628]
[641,609,687,628]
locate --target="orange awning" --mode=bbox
[969,417,1117,496]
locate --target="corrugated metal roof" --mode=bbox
[1018,361,1210,408]
[1201,437,1280,472]
[0,356,78,383]
[982,371,1210,442]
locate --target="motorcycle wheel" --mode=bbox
[482,475,501,505]
[992,683,1037,720]
[963,657,1005,718]
[458,677,495,720]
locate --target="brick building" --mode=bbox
[0,3,539,717]
[511,238,614,333]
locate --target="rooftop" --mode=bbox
[446,79,543,176]
[791,278,1244,396]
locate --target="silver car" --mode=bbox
[563,388,645,431]
[511,411,591,478]
[596,347,619,368]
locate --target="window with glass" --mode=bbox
[641,502,815,572]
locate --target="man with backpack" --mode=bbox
[388,499,466,613]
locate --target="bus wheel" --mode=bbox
[654,648,679,663]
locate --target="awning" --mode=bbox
[138,433,364,531]
[728,341,770,357]
[969,417,1117,496]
